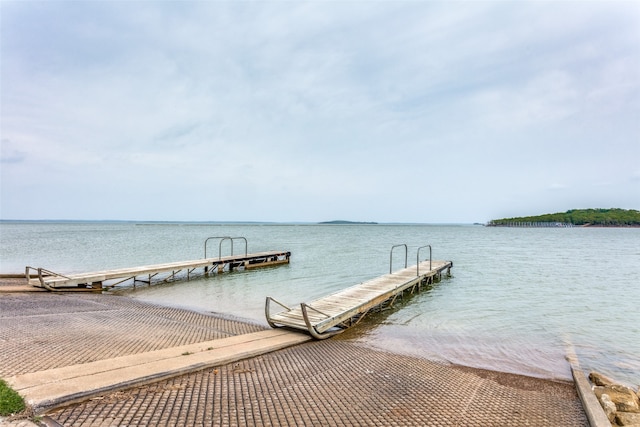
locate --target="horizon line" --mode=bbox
[0,219,480,225]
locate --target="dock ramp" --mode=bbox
[266,244,452,339]
[26,236,290,291]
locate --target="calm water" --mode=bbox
[1,221,638,386]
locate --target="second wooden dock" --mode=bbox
[26,236,290,291]
[266,245,452,339]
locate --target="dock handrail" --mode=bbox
[204,236,248,259]
[25,266,71,281]
[300,302,331,319]
[25,266,70,291]
[301,303,342,340]
[230,237,248,257]
[416,245,432,276]
[218,237,232,259]
[204,236,231,259]
[25,266,38,281]
[390,244,408,273]
[265,296,292,328]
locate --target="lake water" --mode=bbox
[1,221,638,386]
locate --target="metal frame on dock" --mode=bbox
[266,244,452,339]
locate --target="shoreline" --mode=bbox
[0,276,618,385]
[115,282,576,385]
[0,281,591,425]
[1,276,633,387]
[0,276,575,384]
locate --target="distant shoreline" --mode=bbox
[2,219,639,227]
[487,223,640,228]
[488,208,640,227]
[581,224,640,228]
[317,220,378,225]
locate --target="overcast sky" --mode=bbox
[1,1,638,223]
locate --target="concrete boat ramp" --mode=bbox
[7,329,311,411]
[0,241,598,425]
[5,242,457,410]
[0,286,592,426]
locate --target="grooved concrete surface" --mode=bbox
[1,291,589,426]
[0,293,264,377]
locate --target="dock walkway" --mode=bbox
[27,250,290,291]
[266,245,452,339]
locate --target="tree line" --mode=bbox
[488,208,640,227]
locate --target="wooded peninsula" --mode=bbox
[488,208,640,227]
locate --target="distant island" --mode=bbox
[488,208,640,227]
[318,220,378,225]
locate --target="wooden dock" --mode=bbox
[266,245,452,339]
[26,236,290,291]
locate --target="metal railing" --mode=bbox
[25,266,70,281]
[389,244,408,273]
[25,266,70,291]
[265,296,291,328]
[204,236,231,259]
[204,236,248,259]
[416,245,432,276]
[231,237,248,257]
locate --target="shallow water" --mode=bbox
[1,222,638,385]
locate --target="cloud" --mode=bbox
[0,139,26,164]
[548,183,568,191]
[1,1,638,221]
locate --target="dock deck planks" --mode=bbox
[266,259,452,339]
[27,251,291,290]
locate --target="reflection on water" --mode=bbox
[334,278,573,381]
[1,222,639,385]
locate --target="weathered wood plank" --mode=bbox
[266,259,452,338]
[29,251,291,289]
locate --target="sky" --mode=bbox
[1,1,639,223]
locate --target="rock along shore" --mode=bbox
[589,372,640,426]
